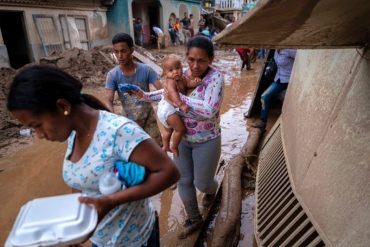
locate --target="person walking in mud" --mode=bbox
[105,33,162,144]
[7,65,180,246]
[131,36,225,239]
[252,49,296,130]
[236,47,252,70]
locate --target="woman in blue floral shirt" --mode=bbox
[7,65,180,246]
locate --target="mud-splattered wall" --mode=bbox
[0,4,109,65]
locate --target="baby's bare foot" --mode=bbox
[170,145,179,157]
[162,144,171,153]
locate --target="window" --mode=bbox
[33,15,63,56]
[59,15,90,50]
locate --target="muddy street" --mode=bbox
[0,47,262,246]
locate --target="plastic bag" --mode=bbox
[114,160,147,187]
[118,83,141,93]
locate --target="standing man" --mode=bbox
[105,33,162,143]
[174,18,182,44]
[168,18,177,45]
[133,18,144,46]
[188,14,195,37]
[180,12,191,43]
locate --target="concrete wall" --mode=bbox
[107,0,131,40]
[0,5,109,62]
[282,49,370,246]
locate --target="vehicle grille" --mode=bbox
[255,123,326,247]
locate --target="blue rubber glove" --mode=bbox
[114,160,147,187]
[118,83,141,93]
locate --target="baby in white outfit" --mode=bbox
[157,55,201,156]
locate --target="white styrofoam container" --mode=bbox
[5,193,98,247]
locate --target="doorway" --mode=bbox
[132,0,162,47]
[0,11,30,69]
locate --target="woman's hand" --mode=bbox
[179,103,190,113]
[129,89,144,99]
[79,196,114,221]
[185,70,194,80]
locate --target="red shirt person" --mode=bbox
[236,48,251,70]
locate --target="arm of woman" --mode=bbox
[105,139,179,207]
[79,123,179,219]
[179,73,224,118]
[130,88,164,102]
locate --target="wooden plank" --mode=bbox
[133,50,162,76]
[214,0,370,48]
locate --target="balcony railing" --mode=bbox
[215,0,243,9]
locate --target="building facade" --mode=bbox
[209,0,258,21]
[0,0,110,68]
[108,0,202,45]
[214,0,244,21]
[0,0,202,68]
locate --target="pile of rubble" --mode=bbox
[0,67,19,151]
[0,44,170,156]
[0,46,122,156]
[40,46,116,87]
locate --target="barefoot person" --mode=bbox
[157,55,201,156]
[133,54,202,157]
[7,65,179,246]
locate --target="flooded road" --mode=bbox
[0,49,262,246]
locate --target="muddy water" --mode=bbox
[0,49,262,245]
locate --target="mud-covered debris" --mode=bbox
[0,46,161,155]
[40,47,115,86]
[134,46,158,62]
